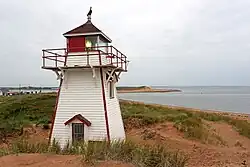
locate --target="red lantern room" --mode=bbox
[42,8,128,73]
[64,18,112,53]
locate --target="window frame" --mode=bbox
[109,81,115,99]
[85,36,98,50]
[72,123,84,143]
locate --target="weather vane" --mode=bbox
[87,7,92,21]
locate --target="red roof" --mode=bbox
[63,20,101,35]
[63,20,111,42]
[64,114,91,126]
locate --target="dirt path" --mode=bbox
[0,154,133,167]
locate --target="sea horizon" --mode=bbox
[1,86,250,114]
[118,86,250,114]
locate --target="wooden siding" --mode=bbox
[66,52,108,67]
[105,75,126,140]
[50,69,107,148]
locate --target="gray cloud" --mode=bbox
[0,0,250,86]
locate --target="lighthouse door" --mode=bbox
[72,123,84,142]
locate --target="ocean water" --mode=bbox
[117,86,250,114]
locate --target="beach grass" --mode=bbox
[0,139,188,167]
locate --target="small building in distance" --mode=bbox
[0,88,9,96]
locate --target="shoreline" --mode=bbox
[117,89,181,93]
[117,86,181,93]
[120,99,250,121]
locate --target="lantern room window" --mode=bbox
[85,36,98,50]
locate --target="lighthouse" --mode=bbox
[42,8,129,148]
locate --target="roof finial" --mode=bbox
[87,7,92,21]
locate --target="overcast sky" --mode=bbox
[0,0,250,87]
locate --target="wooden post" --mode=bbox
[98,50,102,65]
[64,49,67,66]
[55,54,58,67]
[87,50,90,66]
[116,49,118,67]
[42,51,45,67]
[125,56,127,71]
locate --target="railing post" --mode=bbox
[55,53,58,67]
[116,49,119,67]
[110,46,112,65]
[110,46,113,65]
[42,51,45,67]
[125,56,127,71]
[98,50,102,65]
[87,49,90,66]
[117,49,119,67]
[110,53,113,65]
[64,49,67,66]
[121,55,123,69]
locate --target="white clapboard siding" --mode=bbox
[105,80,126,140]
[51,69,107,148]
[66,51,108,67]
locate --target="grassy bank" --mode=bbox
[0,94,56,140]
[0,94,250,142]
[121,100,250,141]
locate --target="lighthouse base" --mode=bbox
[49,68,125,149]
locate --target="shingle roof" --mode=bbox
[63,20,101,35]
[63,20,112,42]
[64,114,91,126]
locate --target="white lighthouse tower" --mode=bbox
[42,9,129,148]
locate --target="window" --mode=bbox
[99,36,108,53]
[85,36,98,50]
[109,81,114,99]
[72,123,84,142]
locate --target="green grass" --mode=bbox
[0,94,56,141]
[0,94,250,143]
[0,139,188,167]
[121,101,250,140]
